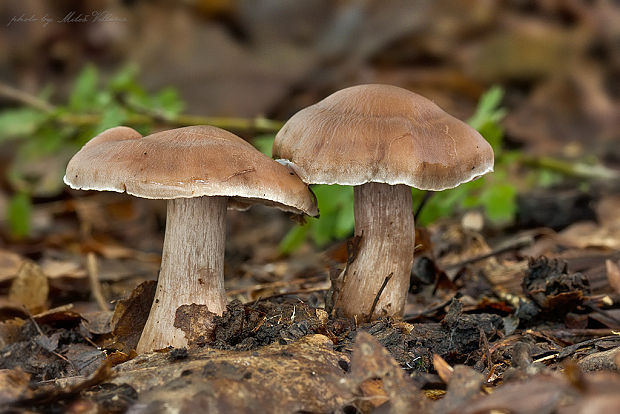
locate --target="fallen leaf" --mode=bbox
[606,260,620,294]
[348,331,429,413]
[433,353,454,383]
[9,261,49,314]
[436,365,484,414]
[0,249,24,282]
[110,281,156,352]
[0,368,32,404]
[40,259,86,279]
[359,378,389,408]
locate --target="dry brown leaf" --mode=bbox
[40,259,86,279]
[0,368,32,404]
[606,260,620,294]
[433,353,454,383]
[110,281,156,353]
[348,332,429,413]
[8,261,49,314]
[0,319,24,348]
[359,378,389,408]
[560,222,620,250]
[0,250,24,283]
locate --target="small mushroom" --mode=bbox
[65,126,318,352]
[273,84,494,320]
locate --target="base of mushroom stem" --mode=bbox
[332,182,415,321]
[136,196,227,353]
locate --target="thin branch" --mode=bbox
[0,81,284,133]
[367,272,393,321]
[521,154,620,181]
[441,234,534,271]
[0,82,54,112]
[86,252,109,311]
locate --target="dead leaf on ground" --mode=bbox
[0,368,32,404]
[347,331,429,413]
[436,365,484,414]
[40,259,86,279]
[110,281,156,352]
[457,375,573,414]
[8,261,49,314]
[433,353,454,383]
[0,250,24,283]
[606,260,620,294]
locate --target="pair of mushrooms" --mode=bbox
[65,84,494,353]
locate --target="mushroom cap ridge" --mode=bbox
[273,84,494,190]
[64,125,318,216]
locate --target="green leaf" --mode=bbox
[334,199,355,238]
[279,223,309,254]
[0,108,47,139]
[69,65,99,110]
[95,106,127,134]
[468,86,506,130]
[479,183,516,223]
[154,87,184,118]
[311,213,338,246]
[108,64,141,92]
[468,85,506,151]
[8,192,31,239]
[253,134,276,157]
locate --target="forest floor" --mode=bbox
[1,189,620,413]
[1,1,620,413]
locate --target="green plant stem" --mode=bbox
[58,112,284,132]
[0,81,284,133]
[520,155,620,181]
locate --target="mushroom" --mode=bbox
[273,84,494,320]
[64,125,318,352]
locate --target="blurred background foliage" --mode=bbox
[0,0,618,250]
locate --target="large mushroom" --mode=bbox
[64,125,318,352]
[273,84,494,320]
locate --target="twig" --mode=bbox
[367,273,393,321]
[86,252,109,311]
[521,154,620,181]
[248,286,329,303]
[0,82,54,112]
[28,314,77,370]
[414,191,434,221]
[0,81,284,133]
[441,234,534,271]
[539,328,620,339]
[403,293,457,321]
[226,274,327,296]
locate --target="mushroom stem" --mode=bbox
[334,183,414,320]
[137,196,227,353]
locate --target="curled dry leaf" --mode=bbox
[433,353,454,383]
[0,250,24,283]
[8,261,49,314]
[605,260,620,294]
[110,281,157,353]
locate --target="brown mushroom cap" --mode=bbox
[64,125,318,216]
[273,84,494,190]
